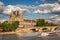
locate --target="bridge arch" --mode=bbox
[54,27,60,30]
[30,28,37,32]
[42,27,49,32]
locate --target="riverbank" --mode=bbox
[0,32,15,34]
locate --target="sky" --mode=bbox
[0,0,58,5]
[0,0,60,24]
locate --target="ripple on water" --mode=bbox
[0,34,60,40]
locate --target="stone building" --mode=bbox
[8,10,36,28]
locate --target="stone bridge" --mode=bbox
[16,26,60,33]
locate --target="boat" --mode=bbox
[41,32,58,37]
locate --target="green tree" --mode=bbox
[0,21,19,32]
[11,21,19,31]
[35,19,58,27]
[0,22,8,31]
[36,19,45,26]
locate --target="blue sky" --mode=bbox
[0,0,57,5]
[0,0,60,24]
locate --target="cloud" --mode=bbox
[33,9,50,14]
[50,15,58,18]
[0,1,60,15]
[0,1,4,6]
[49,15,60,24]
[0,1,4,13]
[2,2,60,14]
[33,3,60,14]
[3,5,30,14]
[3,5,21,14]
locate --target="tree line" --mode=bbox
[35,19,58,27]
[0,21,19,32]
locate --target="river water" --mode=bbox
[0,32,60,40]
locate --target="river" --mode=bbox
[0,32,60,40]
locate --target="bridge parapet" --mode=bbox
[16,26,60,33]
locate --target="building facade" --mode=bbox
[8,10,36,28]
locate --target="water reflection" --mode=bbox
[0,33,60,40]
[0,34,19,40]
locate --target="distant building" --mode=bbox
[8,10,36,28]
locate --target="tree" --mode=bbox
[45,22,49,26]
[11,21,19,31]
[36,19,45,26]
[0,22,9,32]
[35,19,58,27]
[0,21,19,32]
